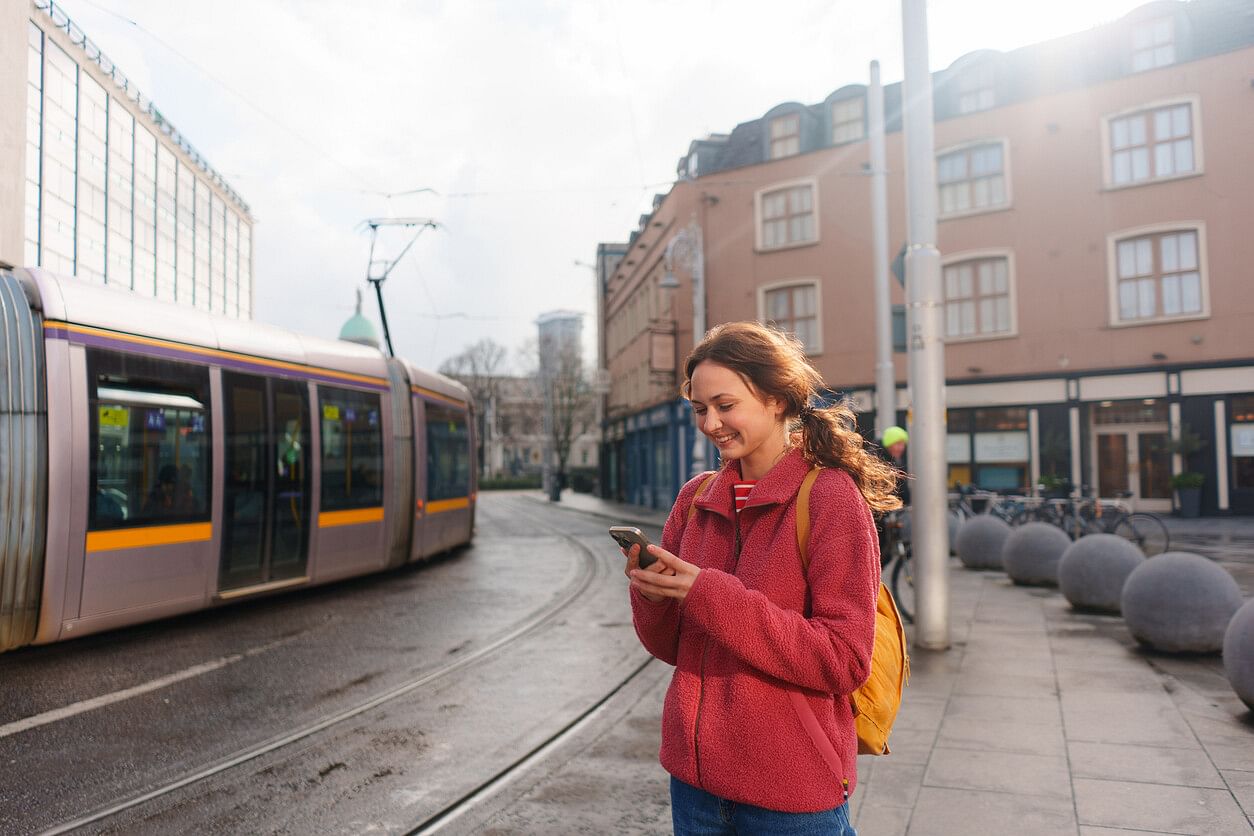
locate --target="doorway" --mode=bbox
[219,372,312,591]
[1089,400,1171,512]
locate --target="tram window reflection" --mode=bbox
[427,404,470,501]
[319,387,383,511]
[88,349,211,530]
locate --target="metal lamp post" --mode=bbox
[660,220,708,478]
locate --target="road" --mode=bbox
[0,494,665,835]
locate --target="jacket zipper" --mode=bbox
[694,494,742,789]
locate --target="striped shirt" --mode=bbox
[733,481,757,513]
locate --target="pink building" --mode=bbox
[599,0,1254,516]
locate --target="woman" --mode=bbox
[623,322,900,835]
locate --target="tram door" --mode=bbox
[220,373,312,591]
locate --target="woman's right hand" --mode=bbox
[622,544,673,602]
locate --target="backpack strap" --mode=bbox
[686,471,720,523]
[794,466,823,571]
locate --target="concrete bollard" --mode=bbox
[1002,522,1072,586]
[1058,534,1145,613]
[955,515,1012,570]
[1121,552,1243,654]
[1223,598,1254,710]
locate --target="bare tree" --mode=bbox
[517,335,594,499]
[439,338,507,477]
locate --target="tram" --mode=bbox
[0,267,476,653]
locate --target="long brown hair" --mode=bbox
[682,321,902,513]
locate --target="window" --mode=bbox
[1132,17,1174,72]
[88,350,211,530]
[107,100,134,289]
[76,74,108,284]
[176,161,195,303]
[24,22,42,267]
[40,41,77,276]
[957,65,995,114]
[757,181,817,250]
[427,403,471,501]
[1232,396,1254,490]
[762,281,821,354]
[1111,228,1205,324]
[943,255,1013,339]
[831,98,864,144]
[946,408,1029,491]
[320,387,384,510]
[769,113,800,159]
[155,143,176,302]
[938,142,1007,217]
[1108,102,1195,186]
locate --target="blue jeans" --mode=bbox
[671,777,857,836]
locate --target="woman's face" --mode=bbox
[688,361,785,463]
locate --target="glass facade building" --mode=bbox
[19,9,253,318]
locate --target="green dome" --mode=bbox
[339,289,380,348]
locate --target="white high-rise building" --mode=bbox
[0,0,255,317]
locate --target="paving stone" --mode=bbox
[945,694,1061,727]
[1074,777,1251,834]
[893,696,949,731]
[1054,665,1167,693]
[881,726,939,766]
[936,716,1067,757]
[1061,692,1198,748]
[1206,741,1254,771]
[953,669,1058,698]
[905,786,1075,836]
[1079,828,1178,835]
[923,747,1071,798]
[1068,741,1226,788]
[1221,769,1254,819]
[854,800,910,835]
[858,760,926,810]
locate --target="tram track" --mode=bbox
[42,495,625,836]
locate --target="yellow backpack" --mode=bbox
[796,466,909,755]
[686,468,908,756]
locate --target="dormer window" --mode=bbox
[769,113,800,159]
[957,64,995,114]
[1132,17,1174,71]
[831,98,865,144]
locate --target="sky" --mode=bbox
[52,0,1150,374]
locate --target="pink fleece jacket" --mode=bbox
[631,449,880,813]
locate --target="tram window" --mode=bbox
[88,349,211,530]
[427,403,470,501]
[319,387,383,511]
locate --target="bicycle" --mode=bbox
[881,510,914,624]
[1047,489,1170,555]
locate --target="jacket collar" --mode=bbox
[693,448,816,521]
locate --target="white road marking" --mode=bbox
[0,639,284,739]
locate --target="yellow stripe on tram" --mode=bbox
[426,497,470,515]
[86,522,213,553]
[318,507,385,528]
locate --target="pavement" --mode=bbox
[520,489,1254,835]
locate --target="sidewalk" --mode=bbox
[520,490,1254,834]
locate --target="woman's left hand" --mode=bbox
[630,546,701,603]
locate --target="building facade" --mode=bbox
[0,0,254,317]
[599,0,1254,515]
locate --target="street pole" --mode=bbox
[662,220,708,478]
[901,0,950,650]
[869,60,895,441]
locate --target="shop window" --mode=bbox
[88,350,211,529]
[1092,399,1168,425]
[1232,396,1254,490]
[427,403,471,501]
[320,387,383,510]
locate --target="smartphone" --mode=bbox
[609,526,657,568]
